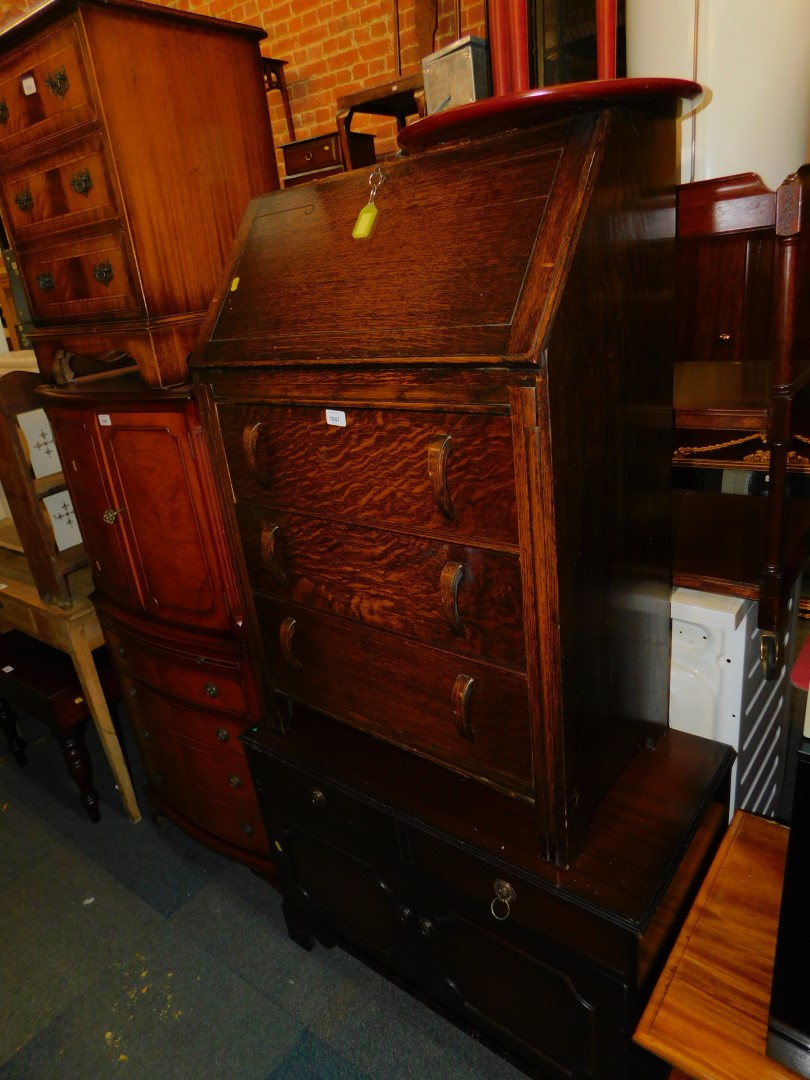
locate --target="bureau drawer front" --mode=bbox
[20,230,139,320]
[106,625,251,717]
[255,597,533,794]
[174,736,258,810]
[0,133,118,242]
[236,502,526,669]
[282,134,341,175]
[0,23,96,154]
[219,403,518,547]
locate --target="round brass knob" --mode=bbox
[242,823,254,837]
[204,682,218,698]
[310,787,326,806]
[216,728,230,742]
[228,775,242,789]
[418,918,435,938]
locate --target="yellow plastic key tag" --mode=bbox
[352,165,386,239]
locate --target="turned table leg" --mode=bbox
[56,722,101,823]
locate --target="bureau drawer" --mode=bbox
[0,132,118,243]
[105,624,252,718]
[184,787,270,856]
[219,402,518,547]
[0,22,97,155]
[174,736,258,810]
[20,229,140,321]
[255,597,533,796]
[236,502,525,669]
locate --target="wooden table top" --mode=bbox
[635,810,794,1080]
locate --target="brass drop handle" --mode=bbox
[491,879,516,921]
[92,260,114,285]
[452,673,475,742]
[243,421,272,486]
[103,507,126,524]
[70,168,93,196]
[427,434,454,519]
[44,66,69,98]
[260,522,286,585]
[440,561,465,635]
[279,616,303,670]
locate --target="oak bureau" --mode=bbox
[191,80,734,1078]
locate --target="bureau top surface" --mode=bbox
[192,78,695,371]
[0,0,267,45]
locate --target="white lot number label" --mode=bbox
[325,409,346,428]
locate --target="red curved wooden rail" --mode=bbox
[398,77,703,155]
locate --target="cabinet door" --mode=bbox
[98,407,235,632]
[47,406,143,612]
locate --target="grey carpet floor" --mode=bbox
[0,707,524,1080]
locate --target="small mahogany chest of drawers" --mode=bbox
[281,131,376,187]
[0,0,279,387]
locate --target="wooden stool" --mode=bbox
[0,629,121,822]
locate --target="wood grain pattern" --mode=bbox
[635,811,793,1080]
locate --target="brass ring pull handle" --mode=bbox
[14,189,33,212]
[36,272,55,292]
[243,421,272,487]
[70,168,93,196]
[44,66,69,98]
[102,507,126,524]
[440,561,465,635]
[452,673,475,742]
[490,879,516,921]
[260,522,286,584]
[92,260,114,285]
[279,616,303,670]
[428,434,454,519]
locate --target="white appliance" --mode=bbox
[670,586,796,818]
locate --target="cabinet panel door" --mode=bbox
[47,407,143,611]
[427,912,628,1080]
[99,409,233,632]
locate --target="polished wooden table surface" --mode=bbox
[0,546,140,822]
[635,810,793,1080]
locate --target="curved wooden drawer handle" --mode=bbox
[452,673,476,742]
[440,561,465,635]
[260,522,287,585]
[427,434,454,520]
[279,616,303,670]
[243,421,272,487]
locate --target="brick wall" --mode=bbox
[1,0,488,177]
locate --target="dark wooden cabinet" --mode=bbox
[0,0,279,388]
[39,374,272,870]
[192,81,734,1076]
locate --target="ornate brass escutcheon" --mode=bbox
[490,879,516,921]
[92,260,114,285]
[0,99,8,125]
[36,271,55,291]
[14,189,33,212]
[44,66,69,98]
[70,168,93,196]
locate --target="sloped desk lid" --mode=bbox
[192,79,700,370]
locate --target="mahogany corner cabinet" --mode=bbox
[191,81,735,1078]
